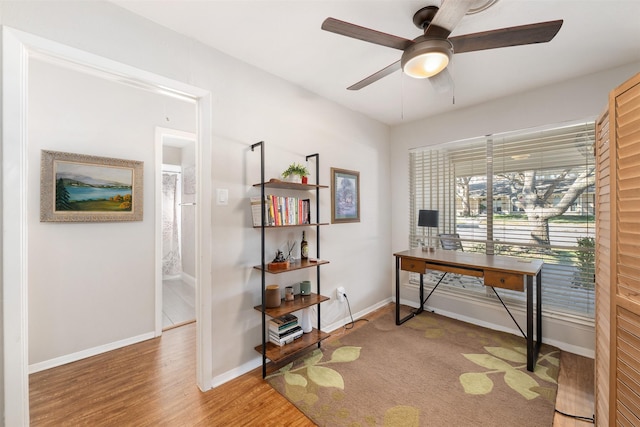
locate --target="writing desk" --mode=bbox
[394,248,543,371]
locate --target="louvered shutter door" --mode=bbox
[611,72,640,426]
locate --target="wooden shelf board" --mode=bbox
[254,293,330,317]
[254,259,329,273]
[253,222,329,229]
[254,328,331,363]
[253,181,328,190]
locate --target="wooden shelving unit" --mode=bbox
[250,142,330,378]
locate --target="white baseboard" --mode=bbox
[28,331,156,374]
[211,357,263,388]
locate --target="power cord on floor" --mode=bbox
[343,293,369,330]
[554,408,595,423]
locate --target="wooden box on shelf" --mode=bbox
[267,260,290,272]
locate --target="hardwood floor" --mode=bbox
[30,304,594,426]
[553,351,595,426]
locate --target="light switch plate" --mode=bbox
[216,188,229,205]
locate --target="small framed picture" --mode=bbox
[331,167,360,223]
[40,150,144,222]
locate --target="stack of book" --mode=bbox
[269,313,303,346]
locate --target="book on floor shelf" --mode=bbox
[269,319,299,335]
[269,325,302,340]
[269,327,303,347]
[270,313,298,326]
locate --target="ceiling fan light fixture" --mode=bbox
[401,39,453,79]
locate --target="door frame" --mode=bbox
[2,27,213,425]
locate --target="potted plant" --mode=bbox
[282,162,310,184]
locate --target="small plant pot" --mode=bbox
[283,175,302,184]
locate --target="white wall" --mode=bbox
[1,0,391,396]
[390,61,640,356]
[27,58,196,368]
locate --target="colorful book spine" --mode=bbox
[251,196,312,227]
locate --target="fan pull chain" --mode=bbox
[401,72,405,121]
[451,62,455,105]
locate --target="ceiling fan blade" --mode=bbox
[348,61,402,90]
[424,0,475,39]
[450,20,563,54]
[322,18,414,51]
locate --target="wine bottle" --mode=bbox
[301,231,309,260]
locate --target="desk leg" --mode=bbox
[395,256,401,325]
[396,257,423,325]
[419,273,425,312]
[526,272,542,372]
[535,270,542,365]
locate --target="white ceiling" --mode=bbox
[114,0,640,126]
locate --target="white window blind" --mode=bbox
[410,121,596,318]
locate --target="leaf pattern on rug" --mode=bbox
[384,405,420,427]
[266,346,361,400]
[460,345,559,401]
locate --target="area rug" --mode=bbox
[266,310,560,426]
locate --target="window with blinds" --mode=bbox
[410,121,596,319]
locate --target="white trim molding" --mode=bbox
[2,26,31,427]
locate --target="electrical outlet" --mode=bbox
[337,286,346,302]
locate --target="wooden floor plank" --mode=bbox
[553,350,595,426]
[30,304,594,426]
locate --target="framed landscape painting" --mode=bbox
[40,150,144,222]
[331,167,360,223]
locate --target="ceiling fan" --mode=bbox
[321,0,563,90]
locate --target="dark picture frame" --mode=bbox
[40,150,144,222]
[331,167,360,223]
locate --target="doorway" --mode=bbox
[4,28,214,425]
[160,130,197,330]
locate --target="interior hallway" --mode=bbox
[162,277,195,330]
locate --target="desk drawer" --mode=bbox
[401,259,427,273]
[484,270,524,291]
